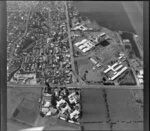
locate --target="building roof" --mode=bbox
[110,66,128,81]
[74,39,95,53]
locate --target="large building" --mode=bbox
[89,57,102,69]
[104,53,128,81]
[74,39,95,53]
[74,31,111,54]
[71,24,88,31]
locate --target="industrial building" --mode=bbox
[89,57,102,69]
[104,53,128,81]
[72,24,88,31]
[74,31,111,55]
[74,39,95,53]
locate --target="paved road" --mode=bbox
[116,32,141,86]
[64,1,80,83]
[64,1,86,85]
[7,83,143,89]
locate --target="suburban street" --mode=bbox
[64,1,88,86]
[64,1,82,84]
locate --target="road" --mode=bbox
[7,83,143,89]
[7,1,144,90]
[116,32,141,86]
[64,1,85,85]
[64,1,78,80]
[7,32,143,89]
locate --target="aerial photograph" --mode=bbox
[7,1,143,131]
